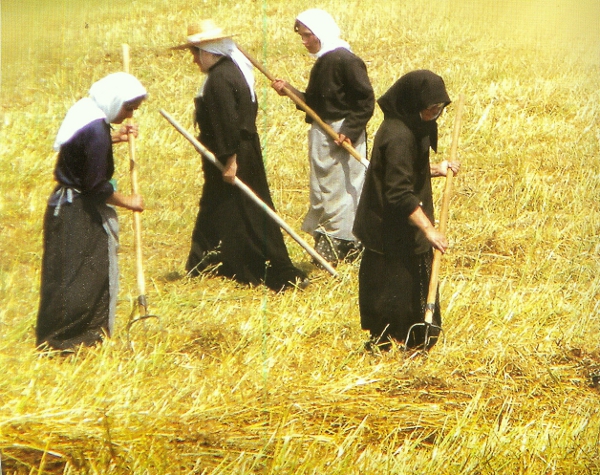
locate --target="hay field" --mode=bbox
[1,0,600,473]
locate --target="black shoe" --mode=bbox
[337,240,363,263]
[313,233,339,267]
[297,278,311,290]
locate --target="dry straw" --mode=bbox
[1,0,600,473]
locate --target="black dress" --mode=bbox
[186,57,305,291]
[36,119,118,350]
[353,70,451,348]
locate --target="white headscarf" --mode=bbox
[296,9,351,58]
[198,38,256,102]
[53,72,147,151]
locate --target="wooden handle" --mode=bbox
[424,94,465,324]
[235,44,369,169]
[159,109,339,278]
[122,43,147,313]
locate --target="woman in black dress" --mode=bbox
[173,21,307,291]
[353,70,459,350]
[36,72,147,350]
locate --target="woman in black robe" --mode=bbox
[174,21,307,291]
[36,72,147,351]
[353,70,459,350]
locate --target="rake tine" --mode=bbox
[126,306,160,352]
[405,320,445,352]
[405,301,445,352]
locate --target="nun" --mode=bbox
[271,9,375,267]
[353,70,460,350]
[173,20,307,291]
[36,72,147,350]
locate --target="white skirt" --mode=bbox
[302,120,366,242]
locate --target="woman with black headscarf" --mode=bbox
[353,70,460,350]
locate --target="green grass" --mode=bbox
[1,0,600,473]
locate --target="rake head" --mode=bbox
[125,295,161,351]
[404,304,444,351]
[404,322,444,351]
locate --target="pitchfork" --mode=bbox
[405,94,465,351]
[122,44,160,348]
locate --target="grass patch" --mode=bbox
[1,0,600,473]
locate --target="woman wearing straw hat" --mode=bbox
[173,20,307,291]
[36,72,147,351]
[353,70,459,351]
[272,9,375,267]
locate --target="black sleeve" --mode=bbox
[202,67,241,163]
[80,121,115,201]
[339,55,375,142]
[384,127,421,220]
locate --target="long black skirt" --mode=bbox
[36,198,115,350]
[186,136,305,291]
[358,248,441,349]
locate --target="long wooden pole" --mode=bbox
[235,44,370,169]
[423,94,465,325]
[122,44,149,316]
[159,109,338,278]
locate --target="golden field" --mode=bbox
[1,0,600,473]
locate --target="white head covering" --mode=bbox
[53,72,147,151]
[198,38,256,102]
[296,9,351,58]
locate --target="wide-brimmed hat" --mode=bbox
[171,19,233,50]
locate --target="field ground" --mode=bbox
[1,0,600,473]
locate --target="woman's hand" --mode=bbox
[271,79,289,96]
[107,192,144,211]
[423,227,448,253]
[126,194,145,212]
[409,205,448,253]
[111,124,139,144]
[222,154,237,184]
[271,79,305,100]
[432,160,460,177]
[334,133,352,147]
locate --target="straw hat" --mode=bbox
[171,19,233,50]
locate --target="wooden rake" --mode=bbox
[159,109,338,278]
[405,94,465,351]
[122,44,159,345]
[235,44,370,169]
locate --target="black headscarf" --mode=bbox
[377,70,451,152]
